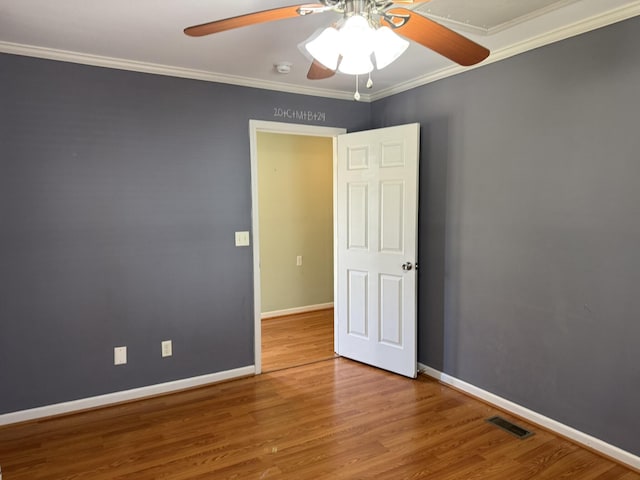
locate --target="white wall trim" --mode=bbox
[370,3,640,101]
[0,41,359,102]
[418,363,640,471]
[0,365,255,427]
[262,302,334,319]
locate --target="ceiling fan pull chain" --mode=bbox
[366,72,373,89]
[354,74,361,101]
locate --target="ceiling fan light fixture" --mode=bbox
[305,27,341,70]
[339,15,375,59]
[373,26,409,70]
[305,13,409,77]
[338,54,374,75]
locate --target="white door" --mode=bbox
[336,123,420,378]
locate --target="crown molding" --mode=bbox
[0,41,367,102]
[370,3,640,101]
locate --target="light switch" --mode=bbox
[296,255,303,266]
[114,346,127,365]
[235,231,250,247]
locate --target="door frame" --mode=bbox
[249,120,346,374]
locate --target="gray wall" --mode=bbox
[372,16,640,455]
[0,53,369,413]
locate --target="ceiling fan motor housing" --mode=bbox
[319,0,375,16]
[327,1,395,23]
[342,1,372,17]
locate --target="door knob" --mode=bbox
[402,262,413,271]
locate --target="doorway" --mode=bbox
[250,120,346,374]
[252,121,420,378]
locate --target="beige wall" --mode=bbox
[257,132,334,314]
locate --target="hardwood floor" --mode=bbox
[0,358,638,479]
[261,308,336,372]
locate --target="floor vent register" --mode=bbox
[486,415,534,439]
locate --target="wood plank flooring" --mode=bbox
[261,308,336,372]
[0,358,638,479]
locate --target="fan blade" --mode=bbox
[383,8,489,66]
[307,60,336,80]
[185,4,324,37]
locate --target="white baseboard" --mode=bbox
[0,365,255,426]
[418,363,640,471]
[261,302,333,319]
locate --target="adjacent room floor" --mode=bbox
[261,308,336,372]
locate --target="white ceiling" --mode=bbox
[0,0,639,101]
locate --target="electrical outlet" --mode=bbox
[114,346,127,365]
[161,340,172,357]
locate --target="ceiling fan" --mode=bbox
[184,0,489,82]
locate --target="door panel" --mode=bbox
[336,123,420,378]
[347,270,369,338]
[347,183,369,249]
[380,180,404,253]
[379,273,403,346]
